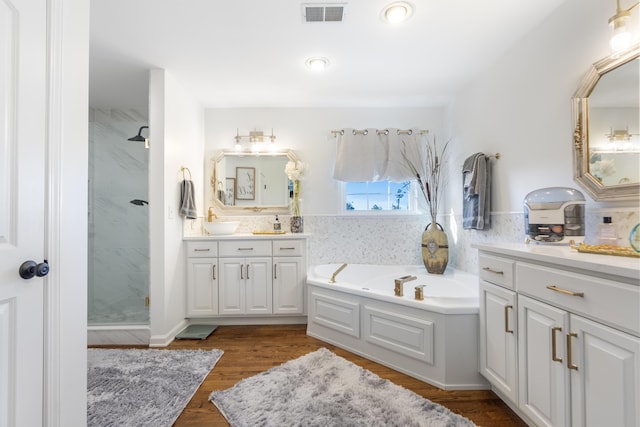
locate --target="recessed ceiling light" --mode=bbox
[305,56,330,71]
[382,2,413,24]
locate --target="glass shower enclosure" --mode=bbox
[88,108,149,326]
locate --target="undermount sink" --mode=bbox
[203,221,240,235]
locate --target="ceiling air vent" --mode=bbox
[302,3,346,22]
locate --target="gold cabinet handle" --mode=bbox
[505,305,514,334]
[274,263,277,279]
[194,248,210,252]
[552,327,563,363]
[482,267,504,275]
[212,264,216,280]
[238,247,254,251]
[278,247,296,250]
[546,285,584,298]
[246,264,250,279]
[566,332,578,370]
[240,264,244,279]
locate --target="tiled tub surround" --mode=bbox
[88,108,150,326]
[185,206,639,274]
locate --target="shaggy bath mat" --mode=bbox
[88,348,223,427]
[210,347,476,427]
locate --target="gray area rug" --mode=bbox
[210,347,476,427]
[88,348,223,427]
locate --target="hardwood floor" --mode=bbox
[96,324,526,426]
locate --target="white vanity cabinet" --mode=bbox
[219,240,272,315]
[185,235,307,321]
[479,253,518,403]
[273,240,305,314]
[186,242,219,316]
[476,244,640,427]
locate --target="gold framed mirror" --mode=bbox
[573,44,639,201]
[210,150,299,213]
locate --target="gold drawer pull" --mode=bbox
[551,327,562,363]
[238,247,254,251]
[278,247,296,250]
[566,332,578,370]
[212,265,216,280]
[194,248,210,252]
[482,267,504,275]
[546,285,584,298]
[504,305,514,334]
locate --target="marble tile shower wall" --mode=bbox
[88,108,150,325]
[186,207,638,274]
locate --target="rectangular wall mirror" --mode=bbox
[211,150,299,213]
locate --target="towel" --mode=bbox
[462,153,491,230]
[180,179,197,219]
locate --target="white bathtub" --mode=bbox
[306,264,488,390]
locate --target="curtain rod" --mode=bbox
[331,128,429,137]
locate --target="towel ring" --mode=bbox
[180,166,192,180]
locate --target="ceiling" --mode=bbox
[89,0,568,109]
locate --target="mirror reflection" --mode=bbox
[573,45,639,201]
[588,57,639,186]
[212,151,298,212]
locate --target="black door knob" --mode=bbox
[19,259,49,279]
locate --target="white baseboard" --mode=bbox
[148,319,189,347]
[87,325,150,346]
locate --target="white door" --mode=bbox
[569,314,640,427]
[273,257,304,314]
[479,281,518,403]
[245,258,271,314]
[518,295,570,427]
[0,0,47,425]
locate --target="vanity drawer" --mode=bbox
[273,239,304,256]
[479,253,515,289]
[186,242,218,257]
[516,262,639,335]
[219,240,272,257]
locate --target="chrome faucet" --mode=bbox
[328,263,348,283]
[394,275,416,297]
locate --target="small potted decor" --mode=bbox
[403,136,450,274]
[285,160,308,233]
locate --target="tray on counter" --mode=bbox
[570,243,640,258]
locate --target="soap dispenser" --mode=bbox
[598,216,617,246]
[273,215,281,232]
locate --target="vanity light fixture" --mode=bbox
[609,0,639,53]
[128,126,150,149]
[606,127,636,141]
[305,56,330,71]
[234,128,276,152]
[381,2,413,24]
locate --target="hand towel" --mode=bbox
[462,153,491,230]
[180,179,197,219]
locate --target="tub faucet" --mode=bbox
[394,275,416,297]
[329,263,348,283]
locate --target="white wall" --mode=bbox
[448,0,634,212]
[197,0,639,273]
[204,107,445,215]
[446,0,639,270]
[149,69,205,345]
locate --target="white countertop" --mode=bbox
[184,232,310,241]
[473,242,640,283]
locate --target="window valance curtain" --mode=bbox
[333,128,425,182]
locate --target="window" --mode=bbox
[344,180,416,211]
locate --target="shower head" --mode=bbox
[128,126,149,142]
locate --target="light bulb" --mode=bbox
[385,5,407,23]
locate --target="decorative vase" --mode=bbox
[290,179,304,233]
[421,221,448,274]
